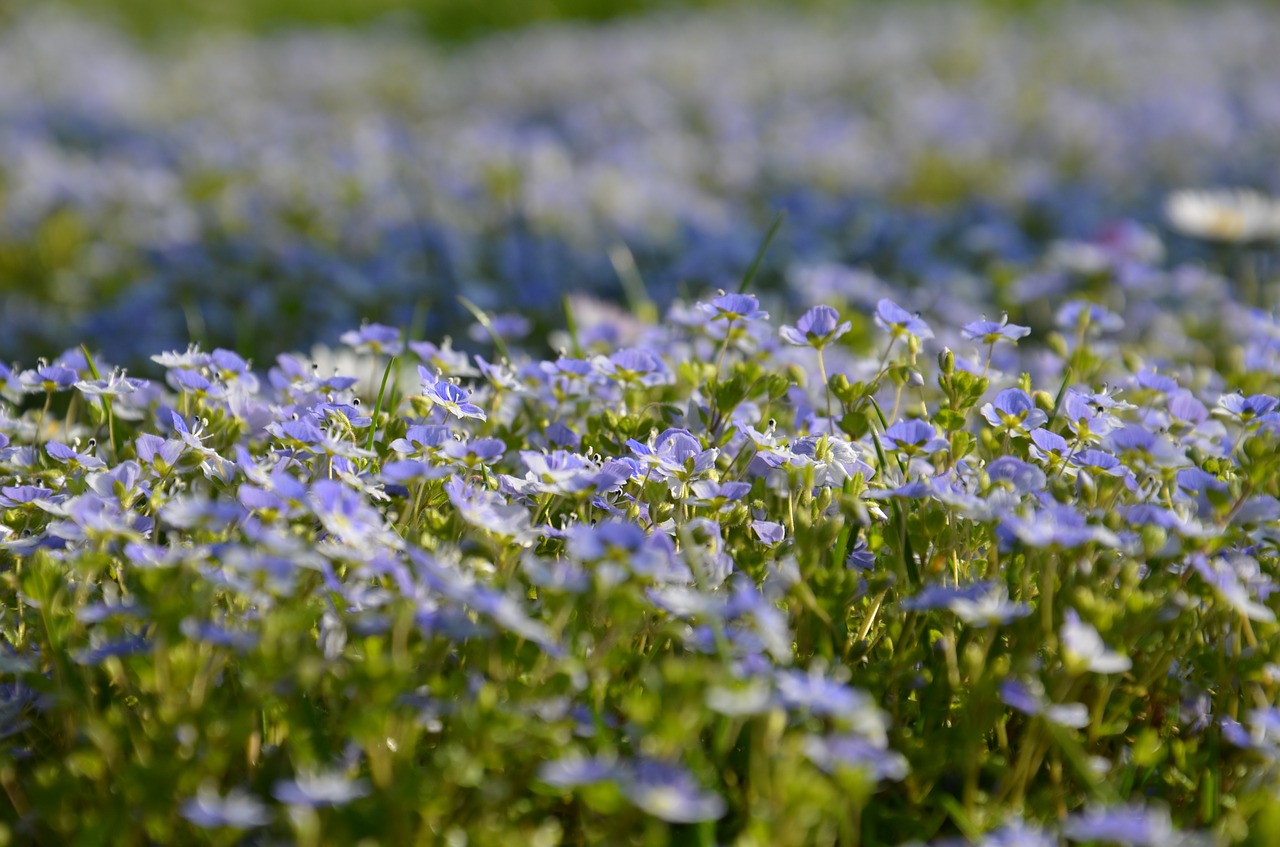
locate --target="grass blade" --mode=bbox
[457,295,510,363]
[737,209,786,294]
[366,355,397,455]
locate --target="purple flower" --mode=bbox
[689,479,752,508]
[181,786,271,829]
[273,771,370,807]
[309,480,389,548]
[1000,502,1119,549]
[1168,391,1209,425]
[775,668,877,721]
[698,292,769,323]
[1055,300,1124,333]
[135,433,186,471]
[985,456,1046,494]
[751,520,786,545]
[1062,803,1175,846]
[903,581,1030,626]
[999,678,1090,728]
[627,428,719,482]
[874,299,933,340]
[1069,448,1127,476]
[75,370,148,398]
[46,440,105,473]
[444,477,532,539]
[1218,392,1279,422]
[389,424,452,455]
[981,388,1048,433]
[1028,428,1071,463]
[467,312,530,343]
[803,734,909,782]
[599,347,670,386]
[779,305,852,348]
[420,368,486,420]
[981,822,1056,847]
[1136,368,1178,393]
[1061,610,1131,674]
[961,316,1031,345]
[340,322,403,356]
[623,759,726,824]
[0,485,55,508]
[880,419,947,455]
[1191,554,1276,622]
[537,755,618,789]
[19,363,79,393]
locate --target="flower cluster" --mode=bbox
[3,4,1280,366]
[2,261,1278,844]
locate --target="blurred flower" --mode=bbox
[181,785,272,829]
[1166,188,1280,243]
[273,770,370,807]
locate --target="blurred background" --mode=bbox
[1,0,1277,367]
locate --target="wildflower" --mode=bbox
[181,785,272,829]
[46,440,106,471]
[340,322,403,356]
[779,304,852,349]
[537,755,618,789]
[1063,803,1176,846]
[698,292,769,323]
[1061,610,1131,675]
[981,388,1047,435]
[903,581,1030,626]
[999,678,1090,728]
[622,759,726,824]
[596,347,671,386]
[802,734,909,782]
[874,299,933,340]
[751,520,786,545]
[18,363,79,394]
[880,419,948,456]
[467,312,530,343]
[1216,391,1279,424]
[1190,553,1276,622]
[1165,188,1280,243]
[961,315,1031,345]
[75,370,148,398]
[1055,301,1124,334]
[419,368,486,420]
[273,771,370,807]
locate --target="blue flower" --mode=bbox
[1061,609,1131,674]
[803,734,909,782]
[874,299,933,340]
[273,770,370,807]
[981,388,1047,434]
[1062,803,1175,846]
[622,759,726,824]
[181,785,272,829]
[880,419,948,455]
[1217,391,1279,423]
[340,322,403,356]
[698,292,769,323]
[420,367,486,420]
[779,304,852,348]
[537,754,618,789]
[961,315,1031,345]
[1055,300,1124,333]
[999,678,1089,728]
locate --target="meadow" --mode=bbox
[2,3,1280,845]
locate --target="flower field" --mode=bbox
[4,3,1280,845]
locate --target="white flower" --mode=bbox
[1061,610,1132,675]
[1165,189,1280,243]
